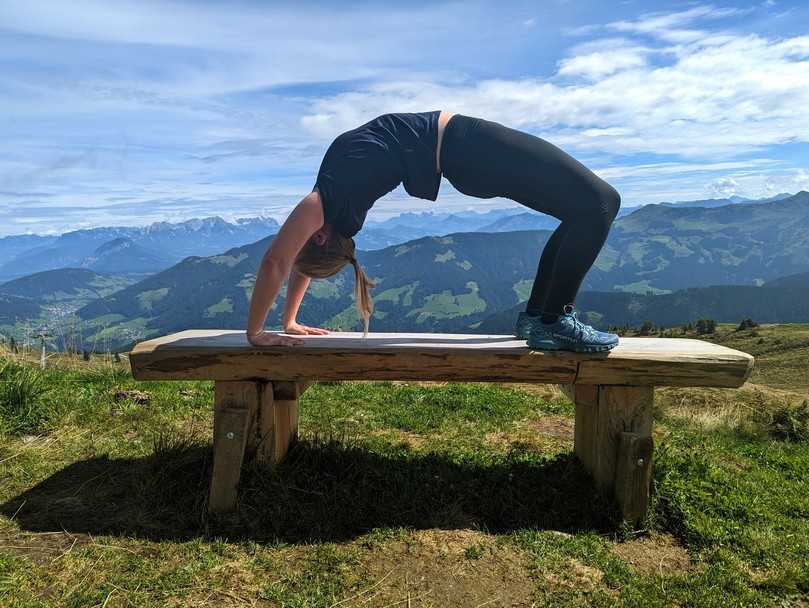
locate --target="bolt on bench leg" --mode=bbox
[209,381,261,513]
[208,381,308,514]
[565,384,654,524]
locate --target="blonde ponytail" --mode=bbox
[349,256,377,337]
[294,229,377,336]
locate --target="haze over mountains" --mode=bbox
[0,217,281,281]
[0,192,785,281]
[658,192,793,208]
[1,191,808,349]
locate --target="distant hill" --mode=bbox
[477,207,637,233]
[0,268,135,307]
[359,206,641,249]
[0,234,57,267]
[75,230,552,348]
[765,271,809,289]
[593,191,809,292]
[479,213,559,232]
[659,193,792,208]
[0,216,280,281]
[5,191,809,348]
[366,207,525,232]
[355,208,528,250]
[352,225,439,251]
[80,238,173,275]
[73,190,809,348]
[0,293,42,325]
[476,284,809,333]
[2,192,794,276]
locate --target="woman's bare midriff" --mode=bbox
[436,110,457,174]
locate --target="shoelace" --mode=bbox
[565,312,597,341]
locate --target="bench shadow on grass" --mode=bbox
[1,436,620,543]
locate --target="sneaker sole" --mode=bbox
[527,339,619,353]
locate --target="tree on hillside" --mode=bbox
[737,318,759,331]
[639,320,653,336]
[696,318,717,334]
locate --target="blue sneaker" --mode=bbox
[514,311,540,339]
[527,307,619,353]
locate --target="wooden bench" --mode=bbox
[129,331,754,523]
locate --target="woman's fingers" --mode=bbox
[249,331,304,346]
[279,335,305,346]
[283,324,328,335]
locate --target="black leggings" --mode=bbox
[439,114,621,316]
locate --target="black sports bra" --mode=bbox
[313,111,442,238]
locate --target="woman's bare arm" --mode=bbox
[246,192,324,346]
[282,269,329,335]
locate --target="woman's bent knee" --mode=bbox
[572,183,620,232]
[600,184,621,222]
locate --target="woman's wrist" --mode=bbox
[246,327,264,339]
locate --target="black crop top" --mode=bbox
[313,111,442,238]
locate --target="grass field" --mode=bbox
[0,324,807,607]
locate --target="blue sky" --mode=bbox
[1,0,808,235]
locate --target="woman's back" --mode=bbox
[314,111,442,237]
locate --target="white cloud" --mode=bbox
[606,5,746,43]
[708,176,740,196]
[2,1,808,232]
[792,168,809,191]
[594,159,779,180]
[557,39,648,79]
[557,48,646,79]
[301,32,809,160]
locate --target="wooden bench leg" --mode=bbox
[208,381,261,514]
[565,384,654,524]
[254,381,307,466]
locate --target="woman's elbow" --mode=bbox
[259,253,288,278]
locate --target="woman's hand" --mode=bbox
[284,321,330,335]
[247,330,305,347]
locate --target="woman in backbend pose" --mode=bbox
[247,111,621,352]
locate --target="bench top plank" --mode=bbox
[129,330,753,388]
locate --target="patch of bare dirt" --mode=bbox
[544,558,605,593]
[485,416,574,450]
[353,529,536,607]
[526,416,575,441]
[613,533,691,575]
[0,530,93,565]
[113,389,151,405]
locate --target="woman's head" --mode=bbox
[294,225,376,336]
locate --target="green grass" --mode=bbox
[406,281,487,323]
[0,359,58,435]
[0,325,808,607]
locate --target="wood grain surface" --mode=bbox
[129,330,754,387]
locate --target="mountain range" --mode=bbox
[2,191,809,349]
[0,269,135,311]
[588,192,809,292]
[0,216,281,281]
[659,192,792,208]
[0,192,793,281]
[67,192,809,347]
[476,279,809,334]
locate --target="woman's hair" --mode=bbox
[294,229,377,336]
